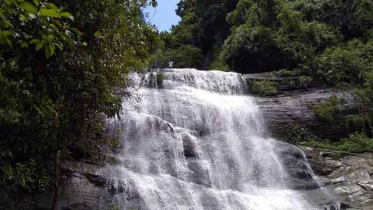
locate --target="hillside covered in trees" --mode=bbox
[157,0,373,77]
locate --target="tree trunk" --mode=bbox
[51,151,61,210]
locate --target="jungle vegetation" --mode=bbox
[0,0,159,207]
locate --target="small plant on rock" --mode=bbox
[248,80,279,96]
[311,95,340,122]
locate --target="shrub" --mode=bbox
[338,133,373,153]
[314,40,373,86]
[304,134,373,153]
[0,160,51,192]
[156,72,165,86]
[248,80,279,96]
[284,124,373,153]
[311,95,340,122]
[346,115,370,135]
[284,124,322,144]
[353,72,373,136]
[274,69,303,77]
[152,45,203,69]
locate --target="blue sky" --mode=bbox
[144,0,181,32]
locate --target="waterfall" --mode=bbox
[103,68,338,210]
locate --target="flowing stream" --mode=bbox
[103,68,340,210]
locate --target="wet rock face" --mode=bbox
[257,88,357,140]
[243,72,357,140]
[21,162,113,210]
[274,142,321,190]
[303,147,373,210]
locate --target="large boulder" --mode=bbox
[302,147,373,210]
[16,161,113,210]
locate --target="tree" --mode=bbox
[0,0,159,207]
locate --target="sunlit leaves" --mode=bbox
[32,0,39,7]
[19,2,38,14]
[39,8,60,17]
[0,0,79,59]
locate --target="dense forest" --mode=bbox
[1,0,373,209]
[0,0,159,208]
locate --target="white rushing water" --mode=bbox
[103,68,336,210]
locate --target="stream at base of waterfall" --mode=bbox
[102,69,341,210]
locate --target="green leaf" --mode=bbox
[5,39,12,46]
[35,42,43,51]
[72,28,83,36]
[19,2,38,14]
[29,39,39,44]
[45,3,58,9]
[32,0,39,7]
[45,45,51,58]
[45,44,55,58]
[54,20,62,27]
[53,42,63,50]
[60,12,74,21]
[20,42,28,48]
[49,24,57,30]
[1,30,14,37]
[39,8,60,18]
[5,0,17,5]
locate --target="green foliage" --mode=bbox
[314,40,373,86]
[291,0,373,41]
[156,72,164,86]
[108,204,120,210]
[156,0,239,69]
[311,96,340,122]
[220,0,342,73]
[0,160,51,192]
[346,115,370,135]
[304,133,373,154]
[248,80,278,96]
[0,0,78,58]
[274,69,303,77]
[352,72,373,135]
[0,0,158,198]
[284,124,373,153]
[164,0,373,83]
[210,60,229,71]
[284,124,322,144]
[273,69,314,88]
[152,45,203,68]
[338,133,373,153]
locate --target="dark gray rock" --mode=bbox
[257,88,357,140]
[243,72,357,140]
[18,161,114,210]
[182,133,199,158]
[302,147,373,210]
[274,142,322,190]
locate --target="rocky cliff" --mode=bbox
[244,73,358,140]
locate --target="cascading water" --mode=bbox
[103,68,339,210]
